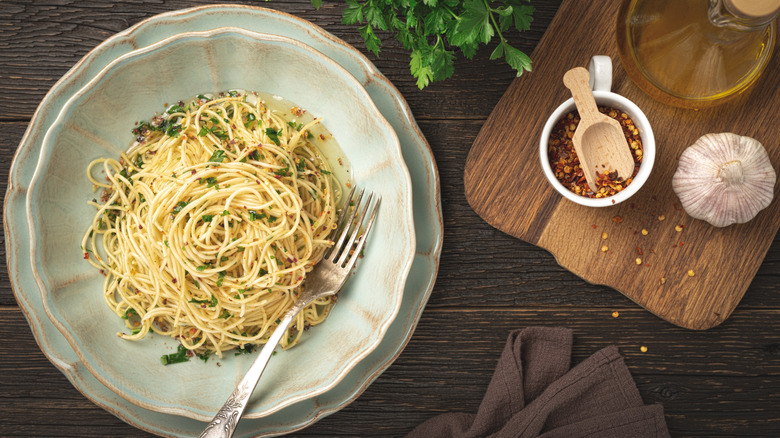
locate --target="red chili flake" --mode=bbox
[612,215,624,224]
[636,247,643,255]
[592,224,597,229]
[84,252,90,259]
[172,279,178,284]
[319,133,326,140]
[547,107,642,198]
[191,169,196,175]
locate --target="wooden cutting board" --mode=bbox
[464,0,780,330]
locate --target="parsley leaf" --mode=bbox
[248,210,266,221]
[172,201,188,215]
[265,128,282,146]
[161,345,190,365]
[327,0,533,88]
[189,294,217,307]
[208,150,227,163]
[166,105,185,114]
[196,351,212,363]
[342,0,364,24]
[235,344,255,355]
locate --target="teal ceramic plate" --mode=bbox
[5,4,441,437]
[28,28,415,420]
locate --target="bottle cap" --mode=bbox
[725,0,780,19]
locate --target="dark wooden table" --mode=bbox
[1,1,779,437]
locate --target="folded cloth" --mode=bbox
[406,327,670,438]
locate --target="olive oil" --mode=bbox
[617,0,778,108]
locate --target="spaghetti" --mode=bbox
[81,92,341,359]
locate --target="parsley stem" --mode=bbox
[443,5,459,20]
[486,1,507,44]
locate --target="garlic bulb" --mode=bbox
[672,133,776,227]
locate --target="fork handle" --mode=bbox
[199,301,309,438]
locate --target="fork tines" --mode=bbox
[327,187,380,269]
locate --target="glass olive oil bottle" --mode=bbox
[617,0,779,109]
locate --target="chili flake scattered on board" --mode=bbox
[547,107,643,197]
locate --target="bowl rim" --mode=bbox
[539,90,656,207]
[25,26,416,421]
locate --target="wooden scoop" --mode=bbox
[563,67,635,193]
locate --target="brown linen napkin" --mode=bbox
[406,327,670,438]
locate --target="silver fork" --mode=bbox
[200,187,380,438]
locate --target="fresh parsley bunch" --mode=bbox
[312,0,534,89]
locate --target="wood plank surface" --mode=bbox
[463,0,780,330]
[1,1,779,437]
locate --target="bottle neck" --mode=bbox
[709,0,779,30]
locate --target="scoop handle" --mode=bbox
[563,67,600,123]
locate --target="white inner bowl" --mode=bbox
[539,90,655,207]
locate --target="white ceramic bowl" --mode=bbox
[539,58,655,207]
[540,92,655,207]
[26,27,415,421]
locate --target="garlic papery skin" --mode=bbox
[672,133,776,227]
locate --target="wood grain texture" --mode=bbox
[0,0,553,121]
[463,0,780,330]
[1,1,779,437]
[2,307,779,437]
